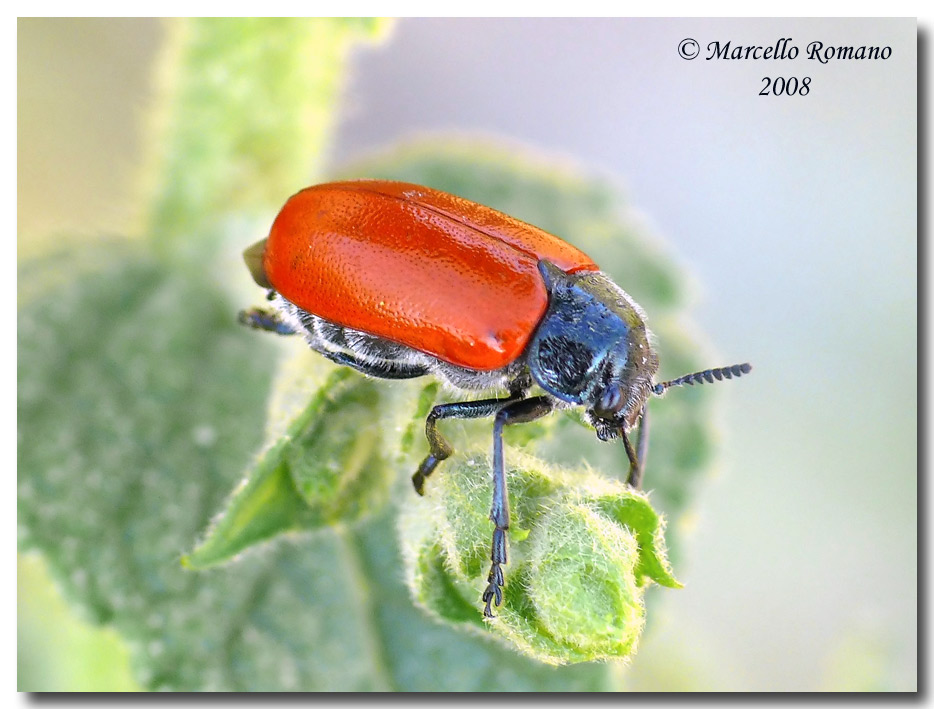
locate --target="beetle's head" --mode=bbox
[584,332,659,441]
[528,262,659,438]
[528,262,753,445]
[582,342,755,442]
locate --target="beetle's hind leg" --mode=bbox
[238,307,298,336]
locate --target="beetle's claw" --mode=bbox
[482,563,505,618]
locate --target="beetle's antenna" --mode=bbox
[653,363,751,396]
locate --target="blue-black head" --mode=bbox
[528,261,752,446]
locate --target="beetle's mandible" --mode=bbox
[239,180,751,618]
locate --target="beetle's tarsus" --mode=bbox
[625,463,642,489]
[412,454,443,496]
[483,546,506,617]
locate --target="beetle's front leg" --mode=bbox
[483,396,554,618]
[412,396,521,495]
[623,404,649,489]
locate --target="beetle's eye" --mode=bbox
[595,383,623,418]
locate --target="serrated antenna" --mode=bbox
[653,363,752,396]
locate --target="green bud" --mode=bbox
[401,450,680,665]
[525,503,643,657]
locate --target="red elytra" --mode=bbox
[261,180,599,371]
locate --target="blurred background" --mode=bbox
[18,18,916,691]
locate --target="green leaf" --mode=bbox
[145,18,389,250]
[344,509,620,690]
[184,362,390,569]
[18,554,139,691]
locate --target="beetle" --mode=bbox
[239,180,751,618]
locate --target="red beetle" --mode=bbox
[241,180,750,617]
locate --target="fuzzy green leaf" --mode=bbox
[145,18,388,249]
[402,453,679,665]
[185,362,390,569]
